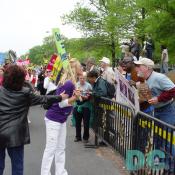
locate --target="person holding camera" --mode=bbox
[73,73,92,143]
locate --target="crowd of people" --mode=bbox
[119,35,169,74]
[0,44,175,175]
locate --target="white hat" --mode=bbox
[134,58,154,68]
[99,57,110,64]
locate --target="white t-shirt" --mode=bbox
[161,49,168,62]
[44,77,57,94]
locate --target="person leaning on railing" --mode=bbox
[87,69,113,145]
[120,56,154,115]
[0,65,68,175]
[134,58,175,125]
[87,69,108,98]
[134,58,175,171]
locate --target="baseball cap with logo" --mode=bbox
[134,58,154,68]
[99,57,110,64]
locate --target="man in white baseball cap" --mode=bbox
[134,57,175,169]
[99,57,115,84]
[99,57,110,65]
[134,57,175,123]
[134,57,154,68]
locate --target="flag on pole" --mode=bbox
[52,28,67,61]
[51,28,82,100]
[46,54,57,71]
[50,55,63,81]
[50,28,69,83]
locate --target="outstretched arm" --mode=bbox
[29,91,68,106]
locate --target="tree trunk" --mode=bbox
[141,8,145,19]
[111,34,116,68]
[141,8,146,46]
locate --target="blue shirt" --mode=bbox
[147,71,175,108]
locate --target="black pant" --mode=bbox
[74,107,90,140]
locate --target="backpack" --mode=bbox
[43,89,56,110]
[102,78,116,99]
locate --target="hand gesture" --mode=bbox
[74,89,81,98]
[129,80,136,87]
[60,91,69,100]
[148,97,158,105]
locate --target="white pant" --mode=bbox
[41,118,68,175]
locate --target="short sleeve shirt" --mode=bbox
[76,81,92,94]
[147,71,175,108]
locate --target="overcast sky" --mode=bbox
[0,0,82,56]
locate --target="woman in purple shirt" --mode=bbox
[41,59,82,175]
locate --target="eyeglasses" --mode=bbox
[122,61,132,65]
[135,64,141,67]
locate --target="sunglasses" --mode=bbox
[122,61,132,64]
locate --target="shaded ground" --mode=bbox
[3,106,127,175]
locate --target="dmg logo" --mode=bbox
[126,150,165,171]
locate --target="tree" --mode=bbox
[28,35,57,65]
[135,0,175,63]
[64,36,112,63]
[62,0,135,66]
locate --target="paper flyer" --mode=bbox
[115,70,140,113]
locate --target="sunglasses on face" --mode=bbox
[122,61,132,65]
[135,64,141,67]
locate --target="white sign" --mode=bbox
[115,70,140,113]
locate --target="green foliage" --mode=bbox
[62,0,135,63]
[28,36,57,65]
[135,0,175,64]
[27,35,113,65]
[28,45,44,65]
[64,37,112,63]
[27,0,175,65]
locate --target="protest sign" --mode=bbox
[16,58,30,66]
[46,54,57,71]
[115,70,140,113]
[0,52,6,65]
[50,55,63,82]
[52,28,67,61]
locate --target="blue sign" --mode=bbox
[0,52,6,65]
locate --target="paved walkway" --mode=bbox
[4,106,124,175]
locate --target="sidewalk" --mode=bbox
[65,118,123,175]
[3,106,128,175]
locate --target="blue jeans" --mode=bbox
[154,102,175,170]
[161,62,168,74]
[0,145,24,175]
[154,102,175,125]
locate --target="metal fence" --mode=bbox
[133,111,175,175]
[91,96,134,157]
[91,96,175,175]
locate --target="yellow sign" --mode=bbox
[50,56,63,82]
